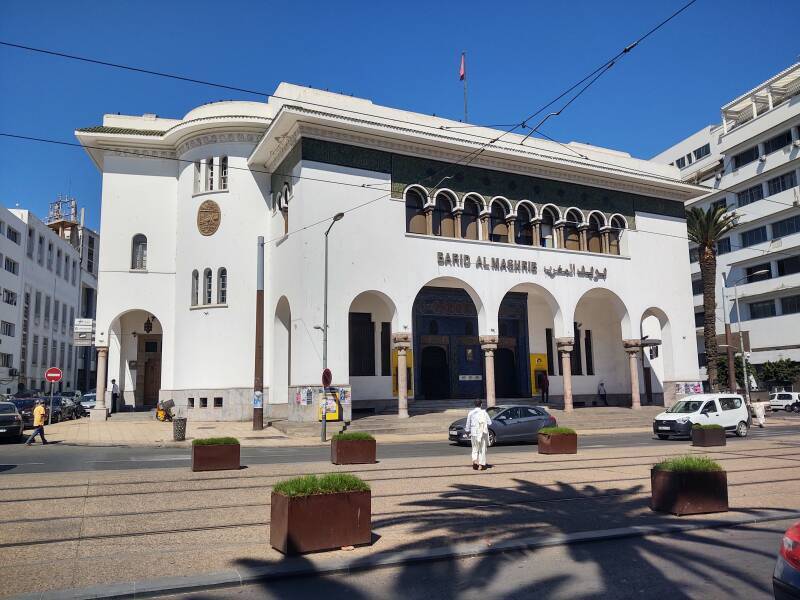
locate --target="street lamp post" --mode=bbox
[724,269,769,405]
[321,212,344,442]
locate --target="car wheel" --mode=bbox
[488,429,496,447]
[793,403,800,413]
[657,434,669,440]
[735,421,749,437]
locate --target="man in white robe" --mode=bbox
[465,399,492,470]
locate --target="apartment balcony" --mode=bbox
[735,187,800,225]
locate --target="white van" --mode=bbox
[653,394,751,440]
[770,392,800,412]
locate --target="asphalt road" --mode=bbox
[1,425,797,475]
[155,518,791,600]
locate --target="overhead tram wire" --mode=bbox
[1,0,705,246]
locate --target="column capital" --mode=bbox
[623,339,642,353]
[392,332,411,349]
[479,335,498,350]
[556,337,574,353]
[96,346,109,355]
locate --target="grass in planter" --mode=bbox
[539,426,576,435]
[192,437,240,446]
[653,455,722,472]
[692,424,724,430]
[332,431,375,441]
[273,473,370,497]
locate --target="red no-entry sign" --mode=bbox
[45,367,62,383]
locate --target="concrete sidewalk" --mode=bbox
[35,405,683,447]
[3,431,800,598]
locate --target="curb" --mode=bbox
[12,508,800,600]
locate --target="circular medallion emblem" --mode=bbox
[197,200,221,236]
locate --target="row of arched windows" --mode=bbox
[191,268,228,306]
[405,187,626,255]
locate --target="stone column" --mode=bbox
[480,335,498,407]
[601,229,610,254]
[424,207,433,236]
[393,333,411,419]
[506,217,516,244]
[556,338,574,412]
[579,225,589,252]
[624,340,642,410]
[453,209,463,239]
[554,224,565,248]
[92,346,109,421]
[480,215,489,241]
[532,219,542,247]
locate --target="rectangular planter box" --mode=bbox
[691,427,726,447]
[191,444,240,472]
[331,439,376,465]
[270,490,371,554]
[537,432,578,454]
[650,469,729,516]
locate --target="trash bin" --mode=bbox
[173,417,187,441]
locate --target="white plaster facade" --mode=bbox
[653,62,800,381]
[78,85,706,420]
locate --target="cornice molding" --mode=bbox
[176,130,263,156]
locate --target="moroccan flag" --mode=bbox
[459,52,466,81]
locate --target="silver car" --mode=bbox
[448,405,557,446]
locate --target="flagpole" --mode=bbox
[462,51,468,123]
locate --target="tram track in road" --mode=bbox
[0,475,794,555]
[1,441,798,505]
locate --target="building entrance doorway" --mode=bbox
[495,347,518,397]
[138,334,162,407]
[420,345,450,399]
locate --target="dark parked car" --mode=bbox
[10,398,36,427]
[775,521,800,600]
[0,401,24,441]
[60,396,85,419]
[449,405,556,446]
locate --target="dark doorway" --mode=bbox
[421,346,450,399]
[495,347,518,397]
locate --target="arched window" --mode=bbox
[203,268,212,304]
[280,184,290,235]
[405,188,427,234]
[217,268,227,304]
[205,158,214,191]
[587,213,604,253]
[432,193,455,237]
[516,205,534,246]
[461,196,481,240]
[489,202,509,243]
[131,234,147,270]
[610,215,626,255]
[540,207,557,247]
[564,209,582,251]
[191,270,199,306]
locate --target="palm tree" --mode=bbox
[686,205,738,391]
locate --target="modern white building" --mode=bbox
[653,62,800,381]
[76,84,706,421]
[0,206,25,393]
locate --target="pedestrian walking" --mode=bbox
[538,371,549,404]
[25,399,48,446]
[754,402,766,428]
[465,399,492,471]
[597,381,608,406]
[111,379,120,413]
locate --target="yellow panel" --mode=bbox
[318,389,341,421]
[530,353,548,394]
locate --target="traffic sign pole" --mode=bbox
[48,381,54,426]
[43,367,63,426]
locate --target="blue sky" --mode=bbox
[1,0,797,230]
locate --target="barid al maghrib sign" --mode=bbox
[436,252,608,281]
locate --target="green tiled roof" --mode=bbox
[76,126,166,136]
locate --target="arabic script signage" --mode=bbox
[436,252,607,281]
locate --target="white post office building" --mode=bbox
[76,85,706,421]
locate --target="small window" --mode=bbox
[777,255,800,277]
[749,299,776,320]
[191,270,199,306]
[691,278,703,296]
[763,130,792,155]
[144,341,158,353]
[220,157,228,190]
[199,397,208,408]
[781,295,800,315]
[188,397,195,408]
[693,143,711,161]
[773,215,800,240]
[737,184,764,207]
[213,397,223,408]
[675,156,686,169]
[131,234,147,270]
[217,268,227,304]
[767,171,797,196]
[701,400,717,414]
[205,158,214,191]
[716,238,731,255]
[740,226,767,248]
[203,268,212,304]
[732,146,759,169]
[746,263,771,282]
[689,247,699,263]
